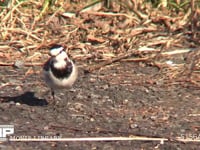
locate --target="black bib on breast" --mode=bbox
[50,60,73,79]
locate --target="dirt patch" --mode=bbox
[1,0,200,149]
[1,61,200,149]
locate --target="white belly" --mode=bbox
[43,65,78,90]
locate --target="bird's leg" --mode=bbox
[51,89,60,111]
[51,89,55,100]
[51,89,59,106]
[50,89,57,108]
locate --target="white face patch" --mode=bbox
[54,60,67,68]
[53,51,69,68]
[50,46,64,56]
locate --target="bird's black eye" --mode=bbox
[59,49,64,54]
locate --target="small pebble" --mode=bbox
[16,102,21,106]
[14,60,24,68]
[89,78,96,82]
[90,117,95,122]
[130,123,138,129]
[9,101,15,105]
[123,99,129,104]
[15,85,22,91]
[44,126,49,130]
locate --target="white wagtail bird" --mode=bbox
[43,44,78,101]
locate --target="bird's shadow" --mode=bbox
[0,91,48,106]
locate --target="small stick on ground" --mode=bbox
[0,62,43,67]
[84,50,151,73]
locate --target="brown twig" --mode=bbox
[120,57,151,62]
[3,28,42,41]
[80,11,139,20]
[0,62,43,67]
[0,62,14,66]
[84,50,146,73]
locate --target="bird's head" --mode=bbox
[49,44,65,57]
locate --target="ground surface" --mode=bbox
[1,61,200,149]
[1,1,200,149]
